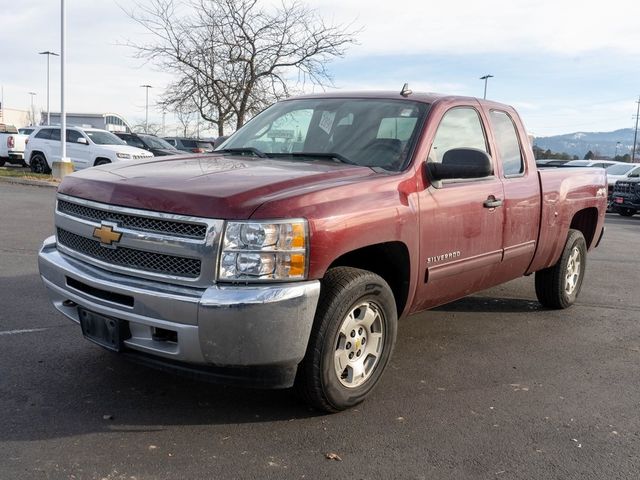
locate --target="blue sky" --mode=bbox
[1,0,639,137]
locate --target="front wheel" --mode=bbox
[619,208,636,217]
[535,229,587,309]
[295,267,398,412]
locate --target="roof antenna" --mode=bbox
[400,83,412,97]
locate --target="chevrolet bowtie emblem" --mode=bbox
[93,224,122,246]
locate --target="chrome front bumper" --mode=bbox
[38,236,320,385]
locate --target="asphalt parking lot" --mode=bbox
[1,182,639,480]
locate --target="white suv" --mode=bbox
[25,126,154,174]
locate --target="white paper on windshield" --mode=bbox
[319,111,336,135]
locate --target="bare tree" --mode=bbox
[131,121,164,136]
[122,0,357,135]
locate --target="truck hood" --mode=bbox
[58,154,378,219]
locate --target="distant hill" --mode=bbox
[534,128,636,158]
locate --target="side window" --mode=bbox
[123,136,145,149]
[49,129,61,142]
[428,107,488,164]
[35,128,52,140]
[66,130,82,143]
[377,117,418,141]
[490,110,524,176]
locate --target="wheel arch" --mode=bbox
[93,157,112,166]
[326,241,411,317]
[569,207,599,249]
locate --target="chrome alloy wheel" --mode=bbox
[565,246,581,295]
[333,301,385,388]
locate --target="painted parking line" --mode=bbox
[0,328,49,336]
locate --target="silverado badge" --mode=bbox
[93,223,122,247]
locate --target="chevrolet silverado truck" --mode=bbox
[38,91,607,412]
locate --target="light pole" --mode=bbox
[53,0,73,179]
[480,74,494,100]
[632,96,640,163]
[140,84,152,133]
[39,51,59,125]
[28,92,37,125]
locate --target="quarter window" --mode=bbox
[428,107,488,165]
[490,110,524,176]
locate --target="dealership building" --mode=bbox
[45,112,132,133]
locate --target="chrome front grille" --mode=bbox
[57,200,207,239]
[54,194,224,286]
[57,228,202,278]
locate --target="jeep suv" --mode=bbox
[25,126,154,174]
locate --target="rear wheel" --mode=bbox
[0,158,5,167]
[30,153,51,174]
[619,208,636,217]
[535,229,587,309]
[295,267,398,412]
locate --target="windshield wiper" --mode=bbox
[270,152,360,166]
[217,147,268,158]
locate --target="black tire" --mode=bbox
[94,159,111,166]
[535,229,587,309]
[0,158,6,167]
[30,153,51,174]
[619,208,636,217]
[295,267,398,412]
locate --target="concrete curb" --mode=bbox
[0,176,59,188]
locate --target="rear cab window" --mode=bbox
[489,110,524,177]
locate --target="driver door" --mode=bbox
[412,105,505,311]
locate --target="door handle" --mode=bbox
[483,197,503,208]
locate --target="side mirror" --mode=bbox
[77,137,88,145]
[426,148,493,181]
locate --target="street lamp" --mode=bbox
[480,74,494,100]
[39,51,59,125]
[140,84,152,133]
[53,0,74,180]
[28,92,37,126]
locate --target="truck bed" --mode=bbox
[527,167,607,274]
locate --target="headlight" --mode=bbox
[218,220,308,281]
[116,152,132,159]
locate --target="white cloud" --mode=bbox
[310,0,640,56]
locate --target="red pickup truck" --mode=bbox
[39,91,607,412]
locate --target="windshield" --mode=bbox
[220,98,429,170]
[86,130,126,145]
[141,135,175,149]
[19,128,34,135]
[606,163,637,175]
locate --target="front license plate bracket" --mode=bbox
[79,308,130,352]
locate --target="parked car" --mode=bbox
[536,159,572,168]
[611,176,640,217]
[114,132,180,156]
[163,137,214,153]
[563,159,622,168]
[0,124,31,166]
[39,91,606,412]
[25,126,153,174]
